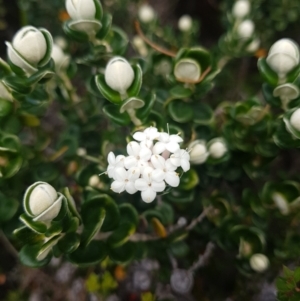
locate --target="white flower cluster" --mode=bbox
[107,127,190,203]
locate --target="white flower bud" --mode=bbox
[138,4,155,23]
[188,140,209,164]
[290,108,300,131]
[170,269,194,294]
[174,59,201,82]
[66,0,97,20]
[250,253,269,273]
[237,20,255,39]
[232,0,251,19]
[0,81,13,102]
[246,38,260,52]
[132,36,148,57]
[54,36,68,50]
[272,192,289,215]
[76,147,87,156]
[178,15,193,32]
[104,57,135,95]
[266,39,300,79]
[89,175,100,187]
[51,44,70,72]
[26,182,62,221]
[6,26,52,74]
[208,141,227,159]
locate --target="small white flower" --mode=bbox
[232,0,250,19]
[124,141,151,170]
[237,19,254,39]
[170,149,190,172]
[138,4,155,23]
[107,152,125,178]
[152,133,183,154]
[104,57,135,96]
[111,167,140,194]
[151,155,179,187]
[178,15,193,32]
[133,127,159,148]
[135,167,166,203]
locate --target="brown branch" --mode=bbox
[135,21,177,58]
[186,206,212,231]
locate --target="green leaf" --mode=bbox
[81,204,106,246]
[107,222,136,248]
[170,86,192,98]
[3,76,33,95]
[57,232,80,254]
[105,26,128,55]
[19,243,52,268]
[38,29,53,67]
[96,13,111,39]
[193,103,214,125]
[62,187,81,221]
[0,99,13,118]
[170,241,189,258]
[165,189,195,203]
[168,99,194,123]
[95,74,122,104]
[19,214,47,234]
[67,240,107,266]
[103,104,131,126]
[155,202,174,225]
[127,64,143,97]
[118,203,139,227]
[63,21,89,42]
[178,169,199,190]
[109,241,135,263]
[136,92,156,120]
[85,194,120,232]
[13,226,45,245]
[0,194,19,223]
[257,58,278,86]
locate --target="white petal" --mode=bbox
[165,172,180,187]
[125,182,137,194]
[128,167,141,181]
[114,167,127,181]
[127,141,140,156]
[159,132,169,142]
[115,155,125,166]
[135,178,148,191]
[141,189,156,203]
[111,181,125,193]
[142,166,154,182]
[124,156,138,169]
[139,147,152,161]
[166,141,180,153]
[181,150,190,160]
[137,160,149,171]
[165,159,177,171]
[170,134,183,143]
[133,131,146,142]
[152,142,166,154]
[152,169,165,182]
[181,159,190,172]
[146,127,159,140]
[107,166,115,178]
[151,154,165,170]
[151,181,166,192]
[107,152,115,164]
[170,156,181,167]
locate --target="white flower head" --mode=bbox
[111,167,140,194]
[124,141,151,170]
[170,149,190,172]
[153,132,183,155]
[135,167,166,203]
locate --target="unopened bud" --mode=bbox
[51,44,70,72]
[250,253,269,272]
[66,0,97,20]
[89,175,100,187]
[237,19,254,39]
[246,38,260,52]
[290,108,300,131]
[266,38,300,79]
[138,4,155,23]
[178,15,193,32]
[174,59,201,82]
[76,147,87,157]
[105,57,135,95]
[188,140,208,164]
[272,192,289,215]
[208,140,227,159]
[232,0,250,19]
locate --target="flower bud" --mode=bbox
[66,0,97,20]
[272,192,289,215]
[174,59,201,82]
[24,182,62,222]
[208,140,227,159]
[266,39,300,79]
[54,36,68,50]
[51,44,70,72]
[237,20,254,39]
[76,147,87,156]
[138,4,155,23]
[178,15,193,32]
[290,108,300,131]
[249,253,269,273]
[6,26,52,75]
[104,57,135,95]
[170,269,194,294]
[188,140,209,164]
[232,0,250,19]
[89,175,100,187]
[246,38,260,52]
